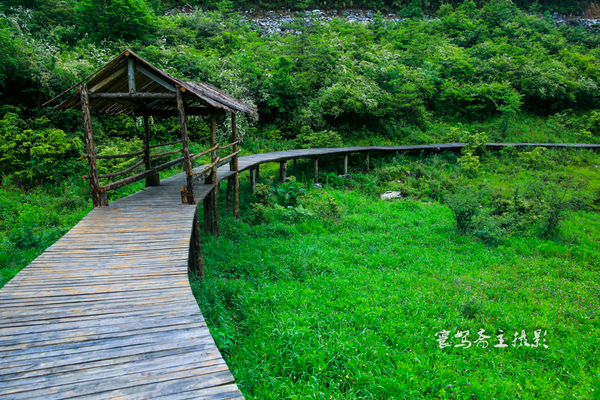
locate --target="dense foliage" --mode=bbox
[1,0,600,185]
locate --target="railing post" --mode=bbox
[279,161,287,183]
[211,113,219,238]
[80,83,107,207]
[176,85,195,204]
[226,177,233,213]
[143,116,160,187]
[343,154,348,175]
[314,158,319,184]
[231,112,239,219]
[250,168,256,193]
[189,210,204,277]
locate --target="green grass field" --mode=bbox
[192,149,600,399]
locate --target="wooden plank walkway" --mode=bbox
[0,177,244,398]
[1,142,598,399]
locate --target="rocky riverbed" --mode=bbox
[167,4,600,34]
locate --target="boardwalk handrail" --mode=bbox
[86,141,220,196]
[83,144,184,180]
[151,148,182,158]
[217,150,240,167]
[190,143,219,162]
[218,141,239,150]
[95,159,145,179]
[102,155,187,191]
[82,140,183,160]
[192,158,220,185]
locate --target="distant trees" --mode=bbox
[0,0,599,159]
[76,0,155,40]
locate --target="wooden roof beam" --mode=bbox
[89,67,127,93]
[136,64,177,92]
[134,107,225,117]
[88,93,195,100]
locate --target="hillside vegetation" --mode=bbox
[1,0,600,184]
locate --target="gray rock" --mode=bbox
[381,191,402,200]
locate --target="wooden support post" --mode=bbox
[233,171,240,219]
[226,176,233,213]
[177,85,195,204]
[210,114,219,238]
[143,116,160,187]
[80,83,107,207]
[343,154,348,175]
[127,58,136,94]
[250,168,256,193]
[279,161,287,184]
[212,185,220,236]
[99,188,108,206]
[203,195,213,233]
[366,152,370,172]
[314,158,319,184]
[189,210,204,276]
[231,112,239,219]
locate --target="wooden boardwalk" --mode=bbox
[1,142,598,399]
[0,177,243,398]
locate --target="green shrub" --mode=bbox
[0,111,82,183]
[321,172,348,189]
[249,203,270,225]
[472,213,505,246]
[447,191,480,233]
[518,147,550,170]
[295,126,343,149]
[254,183,271,205]
[463,131,488,156]
[272,181,307,207]
[273,204,314,222]
[457,150,480,176]
[314,192,341,220]
[524,174,589,238]
[76,0,156,41]
[587,111,600,135]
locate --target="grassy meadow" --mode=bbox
[191,146,600,399]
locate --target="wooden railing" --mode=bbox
[192,114,241,238]
[191,148,241,185]
[83,139,227,196]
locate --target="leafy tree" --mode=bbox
[76,0,155,41]
[0,108,82,182]
[262,57,299,127]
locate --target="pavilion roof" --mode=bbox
[45,49,256,116]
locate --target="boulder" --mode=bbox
[380,191,402,200]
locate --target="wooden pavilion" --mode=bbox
[44,49,256,228]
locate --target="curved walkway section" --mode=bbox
[233,142,600,172]
[0,205,243,399]
[0,142,598,399]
